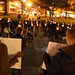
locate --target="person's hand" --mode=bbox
[16,51,24,58]
[13,58,19,65]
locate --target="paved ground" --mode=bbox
[7,28,49,75]
[22,30,49,75]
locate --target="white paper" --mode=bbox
[0,37,22,69]
[41,42,67,70]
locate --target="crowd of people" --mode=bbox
[43,19,75,39]
[0,15,75,75]
[0,15,75,41]
[0,16,41,42]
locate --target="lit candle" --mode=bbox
[67,26,69,29]
[56,27,59,30]
[37,24,38,26]
[18,25,22,27]
[8,20,9,22]
[62,24,64,27]
[25,22,27,24]
[0,18,1,20]
[54,22,56,24]
[31,23,33,26]
[45,24,47,26]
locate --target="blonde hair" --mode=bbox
[66,28,75,41]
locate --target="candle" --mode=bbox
[56,27,59,30]
[25,22,27,24]
[62,24,64,27]
[67,26,69,29]
[45,24,47,26]
[37,24,38,26]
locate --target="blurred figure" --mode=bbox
[61,22,67,37]
[28,18,31,30]
[0,24,2,37]
[11,27,28,51]
[67,23,70,30]
[1,16,5,33]
[24,18,28,34]
[44,19,49,36]
[27,30,33,42]
[55,23,61,39]
[18,21,23,28]
[34,19,40,36]
[70,23,74,29]
[31,18,35,33]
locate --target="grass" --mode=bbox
[0,13,75,24]
[40,16,75,24]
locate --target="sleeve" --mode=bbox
[47,54,62,75]
[0,43,9,71]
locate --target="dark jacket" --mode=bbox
[47,44,75,75]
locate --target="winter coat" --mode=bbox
[47,44,75,75]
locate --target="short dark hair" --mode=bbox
[66,28,75,41]
[15,27,22,34]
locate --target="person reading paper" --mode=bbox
[0,41,24,75]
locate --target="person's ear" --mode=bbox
[66,37,73,45]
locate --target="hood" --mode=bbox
[61,44,75,60]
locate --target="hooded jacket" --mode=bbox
[47,44,75,75]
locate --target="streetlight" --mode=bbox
[27,3,31,7]
[26,2,32,17]
[15,3,18,6]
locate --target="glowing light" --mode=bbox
[47,11,49,15]
[67,26,69,29]
[56,27,59,30]
[0,2,4,3]
[45,24,47,26]
[50,7,52,9]
[62,24,64,27]
[15,3,18,6]
[27,3,31,7]
[37,24,38,26]
[25,22,27,24]
[23,0,26,2]
[0,18,1,20]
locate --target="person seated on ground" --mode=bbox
[0,41,24,75]
[27,30,33,42]
[43,28,75,75]
[11,27,28,51]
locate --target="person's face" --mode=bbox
[19,21,21,24]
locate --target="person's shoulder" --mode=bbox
[0,43,7,49]
[53,50,70,61]
[0,43,7,47]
